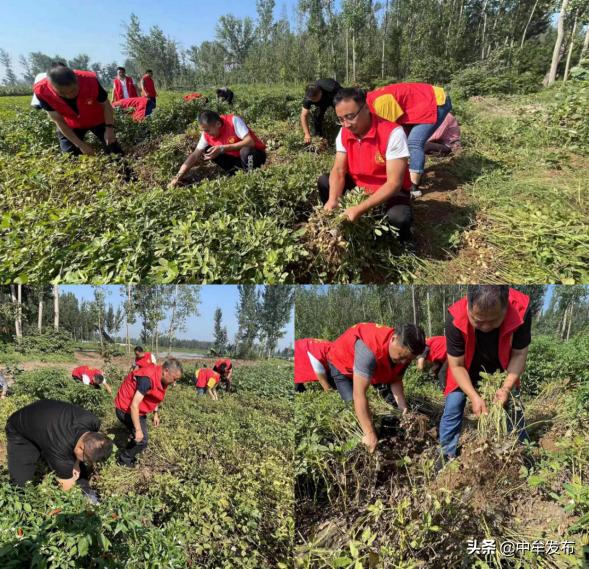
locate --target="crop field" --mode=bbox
[0,356,294,568]
[0,82,587,284]
[295,334,589,568]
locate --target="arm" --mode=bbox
[129,391,146,442]
[352,374,378,452]
[316,372,332,392]
[416,357,425,371]
[300,108,312,143]
[390,381,409,413]
[103,382,112,395]
[170,148,205,187]
[447,354,488,416]
[102,101,116,145]
[495,346,529,404]
[47,111,94,155]
[325,151,348,210]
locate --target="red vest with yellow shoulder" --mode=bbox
[294,338,331,384]
[341,115,412,193]
[444,289,530,396]
[204,114,266,158]
[115,365,167,415]
[113,76,138,101]
[196,368,220,389]
[425,336,447,363]
[367,83,441,125]
[34,70,104,129]
[328,323,408,384]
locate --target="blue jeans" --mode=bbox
[439,387,528,458]
[328,362,354,402]
[406,96,453,174]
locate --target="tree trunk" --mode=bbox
[480,0,489,60]
[579,24,589,64]
[411,287,417,325]
[53,285,60,332]
[546,0,570,86]
[38,295,44,333]
[381,0,389,79]
[566,303,573,340]
[345,26,350,83]
[126,284,131,354]
[10,285,22,342]
[167,285,178,355]
[352,28,357,83]
[426,289,432,337]
[563,14,578,82]
[520,0,539,49]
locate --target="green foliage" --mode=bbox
[450,65,540,99]
[13,331,75,356]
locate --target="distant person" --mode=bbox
[112,96,155,121]
[195,365,220,399]
[425,112,461,156]
[216,87,234,104]
[71,365,112,395]
[318,88,414,242]
[0,369,8,398]
[33,65,123,156]
[294,338,333,393]
[5,399,113,501]
[367,82,452,198]
[132,346,157,370]
[327,322,426,453]
[114,358,183,467]
[112,67,138,102]
[300,78,342,143]
[183,92,205,102]
[213,358,233,391]
[416,336,447,390]
[140,69,157,107]
[169,111,267,187]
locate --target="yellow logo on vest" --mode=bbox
[375,151,385,165]
[228,137,237,143]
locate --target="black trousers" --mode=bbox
[115,408,149,466]
[317,173,414,241]
[208,146,266,175]
[57,124,124,156]
[311,106,331,136]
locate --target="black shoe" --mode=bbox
[117,455,135,468]
[433,452,453,475]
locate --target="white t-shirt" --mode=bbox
[307,351,327,376]
[31,72,47,107]
[197,116,250,150]
[118,77,134,99]
[335,126,410,161]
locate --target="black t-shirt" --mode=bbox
[446,307,532,384]
[302,78,342,111]
[38,79,108,114]
[7,399,101,479]
[135,376,152,395]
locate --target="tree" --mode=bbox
[235,286,260,358]
[10,285,22,342]
[0,49,17,85]
[212,308,229,355]
[258,286,295,358]
[132,285,166,351]
[216,15,256,66]
[546,0,571,85]
[53,285,60,332]
[164,286,201,352]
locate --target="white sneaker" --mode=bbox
[410,189,423,199]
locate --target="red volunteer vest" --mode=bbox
[112,97,149,122]
[113,76,138,101]
[328,323,408,384]
[141,75,157,98]
[425,336,447,363]
[196,368,220,389]
[367,83,439,125]
[115,365,167,415]
[204,114,266,158]
[135,352,155,368]
[34,70,105,129]
[445,289,530,396]
[294,338,331,384]
[72,366,102,384]
[183,93,203,102]
[341,115,412,193]
[213,359,232,371]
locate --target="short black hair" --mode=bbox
[198,110,222,125]
[83,433,113,464]
[117,67,126,72]
[94,374,104,385]
[305,83,321,99]
[48,66,77,87]
[467,285,509,311]
[134,346,144,354]
[397,324,426,356]
[145,69,153,74]
[51,61,67,69]
[214,363,227,375]
[334,87,366,107]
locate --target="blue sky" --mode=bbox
[61,285,294,349]
[0,0,301,78]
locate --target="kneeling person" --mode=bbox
[169,111,266,187]
[114,358,183,467]
[72,365,112,395]
[6,399,113,495]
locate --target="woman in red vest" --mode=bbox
[114,358,183,467]
[367,83,452,197]
[213,358,233,391]
[317,88,414,242]
[169,110,267,188]
[195,365,221,399]
[112,67,138,102]
[327,322,426,453]
[416,336,448,390]
[440,286,531,461]
[140,69,157,107]
[71,366,112,395]
[294,338,333,393]
[33,65,123,156]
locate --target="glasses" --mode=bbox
[337,104,366,125]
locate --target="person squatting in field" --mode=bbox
[327,322,426,453]
[213,358,234,392]
[33,65,124,156]
[318,88,415,243]
[416,335,448,391]
[114,358,183,467]
[294,338,333,393]
[367,82,452,198]
[439,285,531,463]
[300,78,342,144]
[195,365,221,399]
[168,111,267,188]
[5,400,113,501]
[71,365,112,395]
[131,345,157,371]
[216,87,234,105]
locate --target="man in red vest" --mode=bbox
[114,358,183,467]
[112,96,155,122]
[195,365,221,399]
[294,338,333,393]
[318,88,414,242]
[71,365,112,395]
[131,346,157,371]
[416,336,448,390]
[112,67,138,102]
[213,358,234,392]
[168,110,267,188]
[327,322,426,453]
[140,69,157,107]
[33,65,123,156]
[440,286,531,461]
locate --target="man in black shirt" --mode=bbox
[216,87,234,104]
[440,286,532,459]
[300,78,342,143]
[5,400,113,495]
